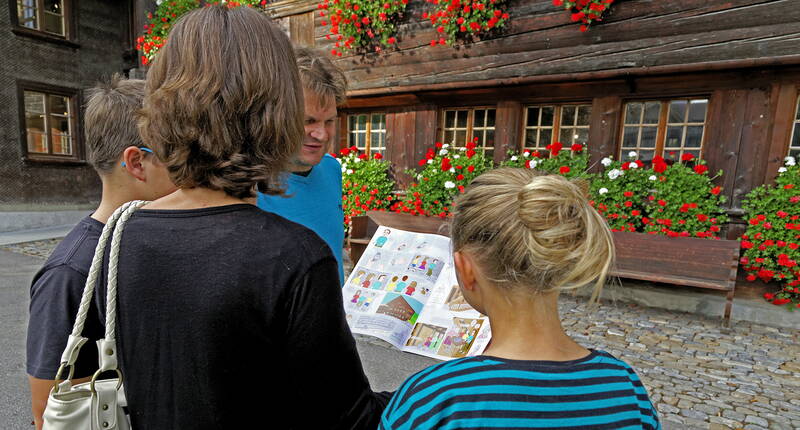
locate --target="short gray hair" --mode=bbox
[294,46,348,107]
[84,75,145,173]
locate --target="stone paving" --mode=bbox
[7,239,800,429]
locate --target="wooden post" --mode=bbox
[587,96,622,172]
[493,101,522,164]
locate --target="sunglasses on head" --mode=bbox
[121,147,154,167]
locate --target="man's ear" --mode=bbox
[453,251,477,292]
[121,146,146,182]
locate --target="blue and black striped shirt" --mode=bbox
[380,349,660,430]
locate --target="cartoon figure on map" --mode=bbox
[350,290,361,304]
[372,274,387,290]
[370,252,382,264]
[426,259,438,277]
[361,296,374,312]
[419,258,428,271]
[396,243,407,252]
[395,275,409,293]
[420,287,430,296]
[423,336,432,348]
[386,276,399,291]
[350,270,365,288]
[356,293,368,308]
[375,229,391,248]
[405,281,417,296]
[409,255,420,269]
[361,273,375,289]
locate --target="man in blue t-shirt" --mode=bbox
[26,77,177,429]
[258,47,348,284]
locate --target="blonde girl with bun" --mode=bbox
[380,168,661,430]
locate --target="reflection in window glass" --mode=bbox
[441,108,496,157]
[620,98,708,163]
[24,90,73,156]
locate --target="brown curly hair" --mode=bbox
[138,6,303,198]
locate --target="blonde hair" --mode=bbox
[294,46,348,107]
[451,168,614,302]
[138,6,303,198]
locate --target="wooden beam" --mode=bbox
[764,83,798,183]
[493,101,522,163]
[587,96,622,173]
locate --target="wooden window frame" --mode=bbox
[17,81,83,164]
[9,0,78,47]
[521,103,592,155]
[788,94,800,158]
[439,106,496,156]
[618,97,710,162]
[346,112,387,155]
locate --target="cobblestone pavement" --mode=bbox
[1,238,60,260]
[8,241,800,429]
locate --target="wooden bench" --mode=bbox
[609,232,740,322]
[349,212,740,322]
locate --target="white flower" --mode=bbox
[649,175,657,181]
[442,144,450,149]
[449,168,456,173]
[598,187,609,195]
[156,0,163,4]
[510,156,518,161]
[529,160,539,169]
[608,169,621,180]
[427,159,433,165]
[785,156,796,166]
[628,151,638,159]
[354,158,361,163]
[629,162,638,169]
[439,149,449,155]
[444,181,456,189]
[335,157,342,164]
[779,167,787,173]
[523,151,530,157]
[453,155,460,159]
[460,147,467,152]
[601,157,613,167]
[346,169,353,174]
[341,167,346,173]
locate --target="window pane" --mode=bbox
[371,132,382,147]
[473,110,486,128]
[622,127,638,148]
[27,132,47,153]
[688,99,708,123]
[456,111,467,129]
[50,95,69,115]
[668,100,687,123]
[576,105,592,126]
[25,91,45,114]
[52,134,72,155]
[539,129,552,146]
[575,128,589,145]
[526,107,539,127]
[525,131,537,148]
[357,114,367,130]
[639,150,655,163]
[455,130,467,145]
[641,127,657,148]
[444,130,455,145]
[686,126,704,147]
[793,123,800,147]
[486,109,496,127]
[370,114,384,130]
[356,133,366,149]
[348,132,358,146]
[43,12,64,35]
[485,129,495,147]
[26,114,44,133]
[50,116,69,133]
[665,126,683,148]
[348,115,356,131]
[540,107,554,126]
[561,106,576,126]
[790,148,800,158]
[559,128,573,144]
[445,110,455,127]
[643,102,661,124]
[17,0,37,29]
[625,103,642,125]
[44,0,62,13]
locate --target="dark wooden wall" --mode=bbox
[318,0,800,95]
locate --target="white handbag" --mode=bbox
[43,201,147,430]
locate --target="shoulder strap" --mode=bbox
[55,200,148,381]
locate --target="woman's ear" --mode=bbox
[453,251,477,292]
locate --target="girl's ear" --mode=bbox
[453,251,477,292]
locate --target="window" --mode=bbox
[523,104,591,155]
[620,98,708,162]
[19,84,80,162]
[789,95,800,158]
[13,0,70,38]
[347,113,386,155]
[440,108,496,157]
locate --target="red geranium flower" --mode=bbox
[681,153,695,162]
[559,166,570,174]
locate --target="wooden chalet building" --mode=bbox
[293,0,800,239]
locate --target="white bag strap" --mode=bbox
[54,200,148,384]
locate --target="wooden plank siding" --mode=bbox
[317,0,800,93]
